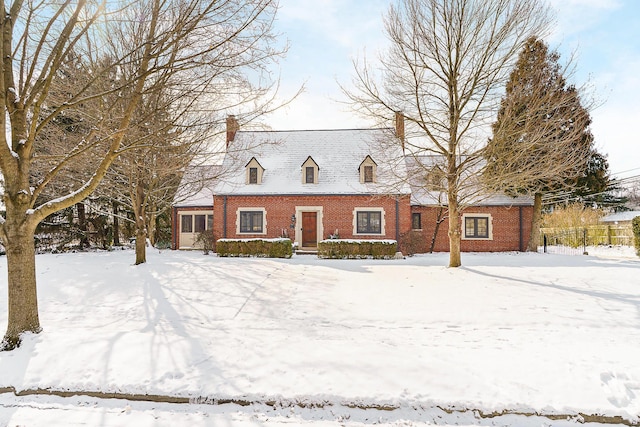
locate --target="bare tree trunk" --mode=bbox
[112,201,120,246]
[135,224,147,265]
[448,204,461,267]
[527,192,543,252]
[134,184,147,265]
[429,206,446,253]
[147,209,157,247]
[76,202,89,249]
[2,212,40,350]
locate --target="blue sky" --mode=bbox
[264,0,640,178]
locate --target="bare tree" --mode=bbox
[0,0,285,350]
[344,0,552,267]
[484,37,594,251]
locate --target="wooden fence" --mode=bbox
[540,224,634,248]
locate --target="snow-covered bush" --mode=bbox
[216,238,292,258]
[318,239,397,259]
[633,216,640,257]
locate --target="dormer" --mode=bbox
[245,157,264,185]
[301,156,319,184]
[359,155,377,184]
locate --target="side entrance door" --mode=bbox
[301,212,317,248]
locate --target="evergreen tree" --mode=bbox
[485,37,595,251]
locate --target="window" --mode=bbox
[181,215,193,233]
[464,216,489,239]
[194,215,206,233]
[359,156,377,184]
[364,165,374,183]
[305,166,315,184]
[412,212,422,230]
[301,156,319,184]
[239,211,264,233]
[357,211,381,234]
[245,157,264,184]
[207,214,213,230]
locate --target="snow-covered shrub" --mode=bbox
[216,238,292,258]
[318,239,397,259]
[633,216,640,257]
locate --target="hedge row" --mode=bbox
[318,239,397,259]
[633,217,640,257]
[216,238,292,258]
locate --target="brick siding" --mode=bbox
[408,205,533,253]
[212,194,412,249]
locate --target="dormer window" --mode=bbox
[245,157,264,185]
[364,165,373,183]
[359,155,377,184]
[301,156,319,184]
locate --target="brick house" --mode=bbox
[206,120,412,250]
[405,156,534,253]
[172,116,533,252]
[171,165,219,250]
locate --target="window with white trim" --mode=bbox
[249,167,258,184]
[353,207,385,235]
[359,155,377,184]
[237,208,266,234]
[180,213,213,233]
[245,157,264,185]
[181,215,193,233]
[462,213,492,240]
[301,156,319,184]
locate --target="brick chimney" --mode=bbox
[394,111,405,152]
[226,115,239,147]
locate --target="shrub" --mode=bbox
[318,239,397,259]
[195,231,216,255]
[216,238,292,258]
[633,217,640,257]
[541,203,605,229]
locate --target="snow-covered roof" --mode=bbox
[173,164,221,208]
[405,155,534,207]
[600,210,640,223]
[212,129,411,195]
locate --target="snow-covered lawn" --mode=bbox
[1,248,639,426]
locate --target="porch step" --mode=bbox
[295,249,318,255]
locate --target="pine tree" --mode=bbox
[485,37,595,251]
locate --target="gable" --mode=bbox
[245,157,264,184]
[358,155,377,183]
[301,156,319,184]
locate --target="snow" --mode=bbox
[600,211,640,223]
[319,238,397,244]
[215,129,411,196]
[218,237,292,242]
[1,247,640,426]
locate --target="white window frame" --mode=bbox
[461,213,493,240]
[353,207,385,235]
[359,156,377,184]
[245,158,264,185]
[236,207,267,235]
[301,157,319,184]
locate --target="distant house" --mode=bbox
[172,115,534,253]
[600,211,640,225]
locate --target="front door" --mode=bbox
[301,212,317,248]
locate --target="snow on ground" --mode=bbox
[1,247,639,426]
